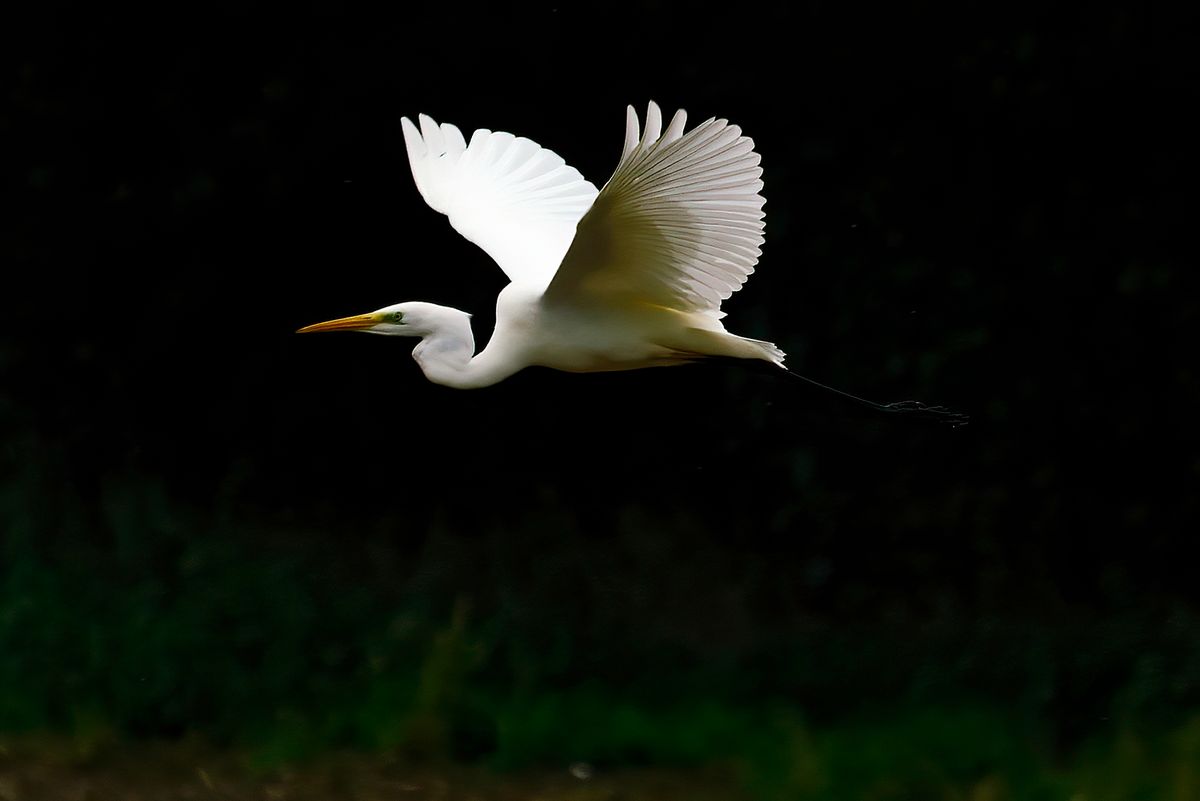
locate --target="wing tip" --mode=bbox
[643,101,663,147]
[401,116,426,158]
[622,105,641,159]
[418,114,445,152]
[663,108,688,144]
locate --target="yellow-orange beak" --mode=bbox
[295,312,383,334]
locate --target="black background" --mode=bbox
[3,2,1198,755]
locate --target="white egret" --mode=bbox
[300,102,965,424]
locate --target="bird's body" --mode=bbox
[384,285,778,390]
[300,101,781,387]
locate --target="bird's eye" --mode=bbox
[392,312,404,323]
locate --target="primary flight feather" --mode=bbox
[298,101,965,425]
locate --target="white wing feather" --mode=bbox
[546,102,766,316]
[401,114,600,286]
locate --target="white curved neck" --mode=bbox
[410,317,518,389]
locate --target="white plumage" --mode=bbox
[547,104,766,318]
[301,101,785,388]
[400,116,599,286]
[299,101,966,424]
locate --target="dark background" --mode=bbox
[3,3,1198,796]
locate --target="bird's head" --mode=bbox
[296,302,470,338]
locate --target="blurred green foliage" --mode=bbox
[4,460,1200,798]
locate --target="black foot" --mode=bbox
[881,401,970,427]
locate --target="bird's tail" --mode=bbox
[739,336,787,367]
[675,326,787,367]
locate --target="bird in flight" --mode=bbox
[299,102,965,424]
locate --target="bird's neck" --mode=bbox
[411,320,518,389]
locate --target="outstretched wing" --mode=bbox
[544,102,765,317]
[401,114,600,287]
